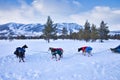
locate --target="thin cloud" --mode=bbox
[70,6,120,31]
[0,0,40,24]
[0,0,120,31]
[32,0,81,15]
[0,0,81,24]
[72,0,81,7]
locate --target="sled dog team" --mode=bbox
[14,45,93,62]
[14,44,120,62]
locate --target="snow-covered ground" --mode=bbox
[0,39,120,80]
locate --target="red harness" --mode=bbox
[82,46,87,52]
[53,48,63,52]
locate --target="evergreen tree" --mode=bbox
[78,29,84,40]
[98,21,109,42]
[91,24,99,42]
[70,32,78,40]
[62,27,68,36]
[42,16,57,43]
[61,27,68,39]
[69,29,73,39]
[83,20,91,42]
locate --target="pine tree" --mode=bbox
[91,24,99,42]
[70,32,78,40]
[42,16,57,43]
[61,27,68,39]
[98,21,109,42]
[62,27,68,36]
[69,29,73,39]
[83,20,91,42]
[78,29,83,40]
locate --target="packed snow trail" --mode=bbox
[0,39,120,80]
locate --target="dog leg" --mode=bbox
[83,52,86,56]
[22,58,25,62]
[88,52,92,57]
[55,55,58,61]
[19,58,21,62]
[61,54,63,58]
[58,56,61,61]
[52,55,54,59]
[90,54,93,56]
[89,51,92,56]
[82,51,86,56]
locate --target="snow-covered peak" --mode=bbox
[109,31,120,35]
[56,23,82,30]
[0,22,83,36]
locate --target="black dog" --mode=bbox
[14,45,28,62]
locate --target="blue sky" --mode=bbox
[0,0,120,31]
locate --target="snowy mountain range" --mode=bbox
[109,31,120,35]
[0,22,119,37]
[0,22,83,36]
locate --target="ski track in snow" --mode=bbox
[0,39,120,80]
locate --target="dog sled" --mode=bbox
[110,45,120,53]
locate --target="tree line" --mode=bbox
[0,16,120,42]
[42,16,110,42]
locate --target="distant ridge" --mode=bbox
[0,22,83,36]
[109,31,120,35]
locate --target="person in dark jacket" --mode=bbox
[78,46,93,56]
